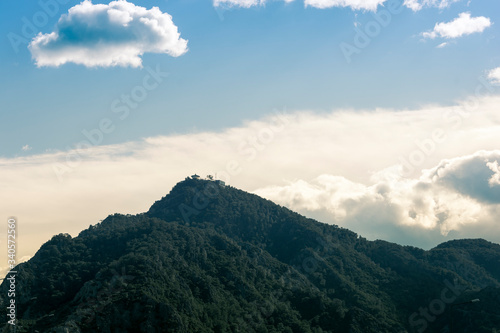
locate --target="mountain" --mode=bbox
[1,177,499,332]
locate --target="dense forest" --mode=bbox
[1,177,499,332]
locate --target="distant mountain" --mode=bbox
[1,177,499,332]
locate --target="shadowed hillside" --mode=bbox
[1,177,499,332]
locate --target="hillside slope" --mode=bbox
[1,177,499,332]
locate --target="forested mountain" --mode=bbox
[1,177,499,332]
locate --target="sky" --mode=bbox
[1,0,500,273]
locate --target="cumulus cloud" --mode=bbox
[427,152,500,204]
[29,0,188,68]
[422,12,491,39]
[22,144,32,151]
[2,94,500,273]
[256,151,500,248]
[404,0,459,11]
[487,161,500,187]
[487,67,500,85]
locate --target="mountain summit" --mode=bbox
[1,177,499,332]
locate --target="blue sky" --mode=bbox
[1,0,500,268]
[1,0,499,157]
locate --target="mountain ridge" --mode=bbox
[1,177,499,332]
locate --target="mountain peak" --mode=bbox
[1,177,499,332]
[147,175,251,223]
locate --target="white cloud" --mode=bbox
[256,151,500,248]
[422,12,491,39]
[404,0,460,11]
[1,94,500,270]
[29,0,188,68]
[486,160,500,187]
[214,0,461,10]
[214,0,266,8]
[427,152,500,204]
[214,0,384,10]
[487,67,500,85]
[22,144,32,151]
[304,0,386,11]
[436,42,448,48]
[213,0,295,8]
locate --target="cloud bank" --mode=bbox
[213,0,463,11]
[213,0,388,11]
[29,0,188,68]
[255,151,500,248]
[422,12,491,39]
[1,94,500,276]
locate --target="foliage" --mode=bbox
[1,178,499,332]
